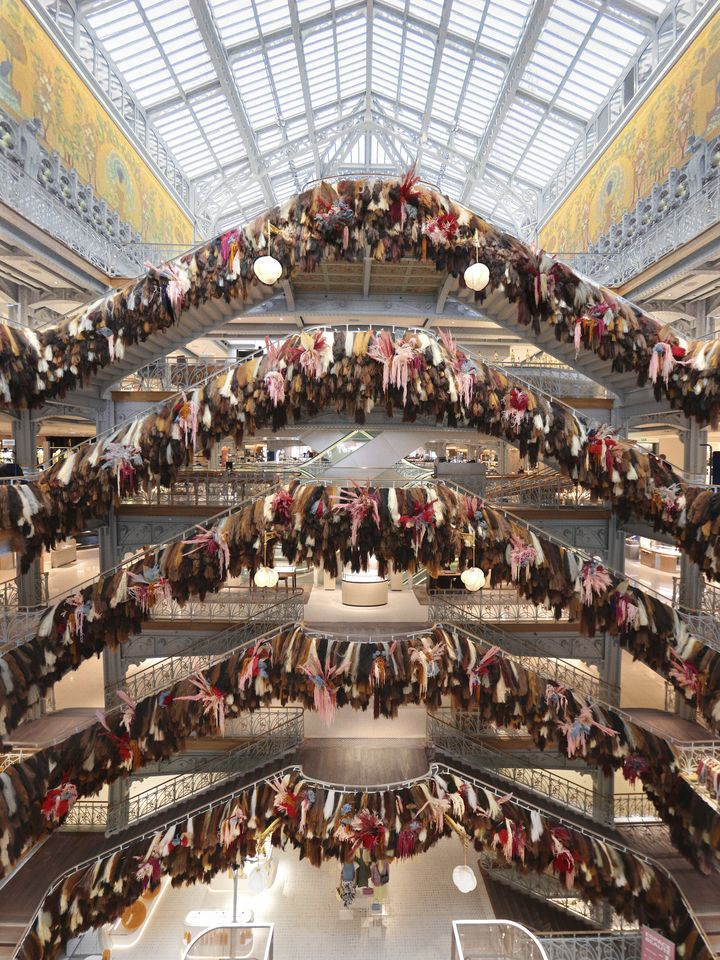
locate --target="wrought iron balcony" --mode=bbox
[560,168,720,288]
[0,140,141,278]
[539,931,642,960]
[103,708,304,835]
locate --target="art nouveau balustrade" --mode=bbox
[65,709,305,835]
[115,354,610,403]
[562,158,720,290]
[428,589,618,699]
[0,572,49,611]
[111,607,301,704]
[451,923,644,960]
[427,710,660,828]
[538,932,642,960]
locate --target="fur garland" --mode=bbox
[2,327,718,586]
[3,483,720,740]
[0,178,712,434]
[15,767,711,960]
[2,625,719,883]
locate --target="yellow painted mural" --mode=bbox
[0,0,194,245]
[540,9,720,253]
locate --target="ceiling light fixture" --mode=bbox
[464,229,490,292]
[253,219,282,285]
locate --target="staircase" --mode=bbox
[451,284,669,417]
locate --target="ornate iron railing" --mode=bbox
[61,800,109,832]
[104,708,304,835]
[501,363,609,400]
[613,793,662,824]
[0,147,141,278]
[147,586,303,624]
[430,587,559,623]
[0,749,33,772]
[123,470,292,508]
[116,356,235,392]
[428,710,610,823]
[477,849,608,927]
[112,607,301,705]
[0,572,50,611]
[539,932,642,960]
[430,599,610,701]
[486,474,594,508]
[561,173,720,288]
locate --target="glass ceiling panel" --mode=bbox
[76,0,681,234]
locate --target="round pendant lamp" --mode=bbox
[464,261,490,292]
[253,255,282,286]
[254,565,279,589]
[465,227,490,292]
[452,864,478,893]
[460,567,485,592]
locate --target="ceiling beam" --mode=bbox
[488,5,605,223]
[414,0,452,170]
[188,0,276,207]
[288,0,321,178]
[461,0,555,204]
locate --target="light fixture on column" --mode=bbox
[253,220,283,285]
[253,531,279,588]
[464,229,490,292]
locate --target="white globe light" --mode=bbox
[253,255,283,285]
[254,565,279,589]
[464,261,490,292]
[460,567,485,592]
[452,864,478,893]
[247,867,266,894]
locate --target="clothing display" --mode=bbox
[15,768,710,960]
[3,324,720,584]
[1,482,717,744]
[2,623,719,884]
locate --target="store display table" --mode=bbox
[341,575,389,606]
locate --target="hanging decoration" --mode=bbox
[4,481,720,750]
[5,622,720,886]
[17,767,712,960]
[6,324,720,596]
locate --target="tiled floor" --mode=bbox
[305,584,429,626]
[100,838,495,960]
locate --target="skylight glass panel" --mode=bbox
[304,25,341,109]
[372,17,403,99]
[407,0,446,26]
[399,30,435,112]
[254,0,292,35]
[336,19,366,96]
[447,0,491,42]
[456,59,504,137]
[208,0,257,48]
[266,40,304,118]
[479,0,533,56]
[432,48,469,125]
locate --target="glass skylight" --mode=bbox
[77,0,684,232]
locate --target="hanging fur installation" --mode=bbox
[3,623,720,884]
[15,767,712,960]
[5,323,720,587]
[4,481,720,745]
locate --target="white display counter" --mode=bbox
[342,573,389,606]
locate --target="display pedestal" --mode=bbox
[49,539,77,568]
[342,576,389,606]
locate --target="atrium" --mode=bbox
[1,1,720,959]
